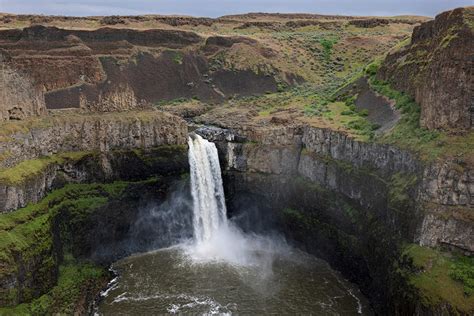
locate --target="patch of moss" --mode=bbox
[0,255,106,315]
[0,181,133,306]
[440,33,459,48]
[402,244,474,313]
[0,151,91,186]
[450,256,474,296]
[388,173,418,213]
[154,97,192,107]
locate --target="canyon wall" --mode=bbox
[0,54,46,121]
[0,110,187,169]
[0,110,190,308]
[198,124,473,314]
[0,110,188,212]
[201,125,473,253]
[0,26,294,112]
[378,6,473,131]
[0,170,190,308]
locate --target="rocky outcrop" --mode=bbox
[0,26,295,111]
[0,110,187,169]
[0,110,188,212]
[378,7,474,131]
[417,162,474,253]
[0,54,46,121]
[0,146,188,213]
[420,162,474,206]
[349,18,390,28]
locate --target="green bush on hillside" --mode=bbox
[450,256,474,296]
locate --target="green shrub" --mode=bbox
[364,60,381,76]
[450,256,474,296]
[359,109,369,117]
[345,95,356,107]
[319,38,338,60]
[173,52,183,65]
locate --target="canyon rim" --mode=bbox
[0,3,473,316]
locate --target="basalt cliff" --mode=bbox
[0,6,472,315]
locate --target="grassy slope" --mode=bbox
[0,151,90,185]
[0,181,133,312]
[402,245,474,313]
[0,256,107,316]
[364,60,474,163]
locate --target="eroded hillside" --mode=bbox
[0,7,473,316]
[0,12,422,112]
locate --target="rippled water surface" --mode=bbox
[97,246,372,315]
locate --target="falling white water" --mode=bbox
[186,133,290,267]
[188,134,228,244]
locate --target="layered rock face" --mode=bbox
[378,7,474,131]
[0,110,187,169]
[202,125,473,253]
[418,162,474,252]
[197,124,473,313]
[0,55,46,121]
[0,26,292,111]
[0,110,188,212]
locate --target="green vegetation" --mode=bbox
[450,256,474,296]
[388,173,418,212]
[154,97,195,107]
[0,152,90,185]
[222,83,375,141]
[0,255,107,315]
[365,62,437,151]
[364,60,474,162]
[319,37,338,60]
[339,94,380,140]
[440,33,459,48]
[0,181,130,306]
[402,245,474,312]
[173,52,183,64]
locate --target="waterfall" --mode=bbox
[188,134,228,244]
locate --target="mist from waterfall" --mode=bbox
[97,133,370,315]
[186,134,289,266]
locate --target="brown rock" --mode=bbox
[0,55,46,121]
[378,7,474,131]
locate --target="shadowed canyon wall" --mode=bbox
[196,124,473,314]
[0,111,191,308]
